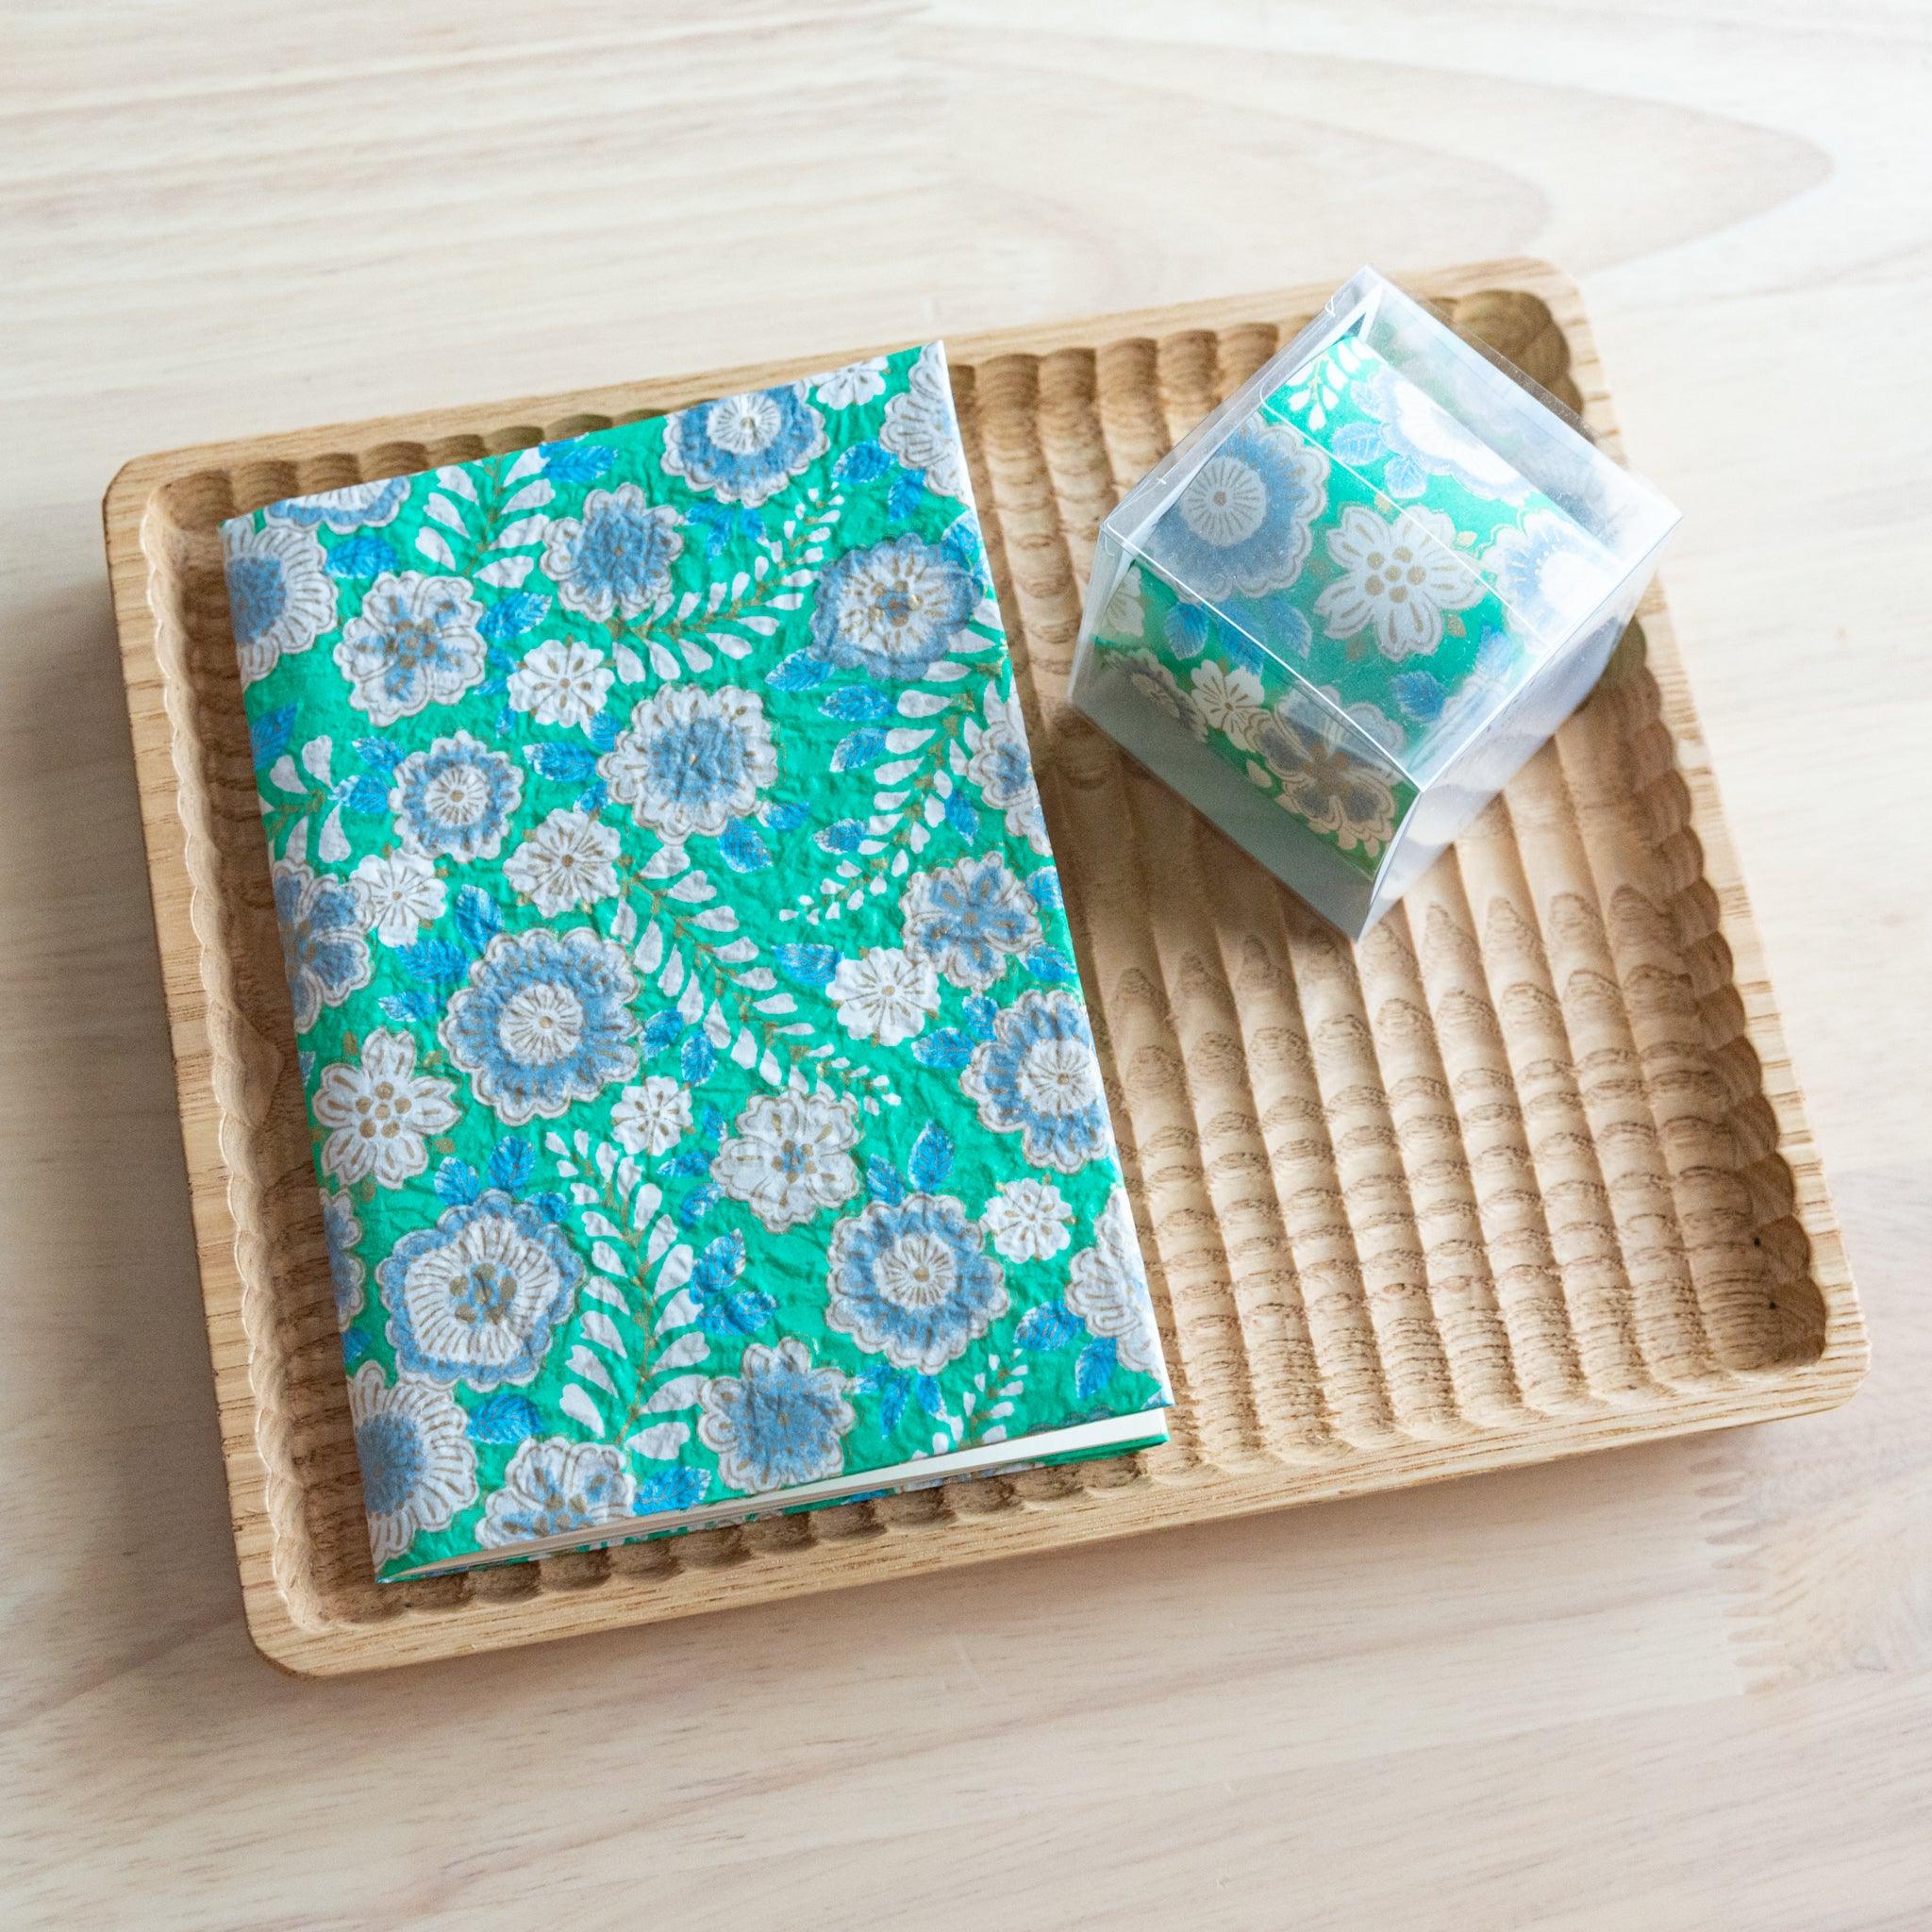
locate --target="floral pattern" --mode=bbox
[348,1363,478,1566]
[1253,694,1401,858]
[507,638,615,729]
[273,857,372,1032]
[353,849,446,948]
[503,808,620,917]
[710,1089,860,1233]
[697,1340,855,1493]
[377,1190,583,1388]
[476,1439,638,1549]
[963,683,1050,856]
[271,475,410,531]
[828,946,939,1047]
[1481,509,1617,635]
[335,571,489,724]
[982,1177,1073,1263]
[224,518,337,687]
[826,1194,1007,1374]
[901,853,1041,992]
[879,342,968,499]
[223,342,1170,1581]
[660,382,827,507]
[1153,418,1329,601]
[1088,331,1623,891]
[599,683,777,841]
[391,732,523,863]
[1064,1186,1167,1384]
[1349,350,1529,502]
[314,1026,460,1190]
[962,989,1113,1174]
[441,928,639,1124]
[1314,504,1485,662]
[609,1075,693,1157]
[808,534,976,683]
[812,356,887,410]
[322,1187,366,1329]
[540,484,684,622]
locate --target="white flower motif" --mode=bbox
[348,1363,478,1568]
[610,1074,694,1157]
[1118,649,1205,739]
[599,683,778,841]
[334,571,489,724]
[982,1178,1073,1263]
[963,682,1049,857]
[1187,660,1269,751]
[222,517,338,687]
[812,355,889,409]
[828,947,940,1047]
[313,1027,461,1190]
[1100,562,1145,641]
[507,638,614,730]
[503,808,620,917]
[1314,504,1485,661]
[710,1089,860,1233]
[377,1191,583,1389]
[352,849,447,948]
[1064,1184,1167,1385]
[880,342,968,500]
[477,1439,637,1550]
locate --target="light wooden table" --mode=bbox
[4,3,1928,1924]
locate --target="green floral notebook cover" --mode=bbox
[221,343,1170,1582]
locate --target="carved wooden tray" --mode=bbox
[104,259,1866,1675]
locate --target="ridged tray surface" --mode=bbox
[105,261,1864,1674]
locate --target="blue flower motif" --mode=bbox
[269,475,410,531]
[901,852,1042,991]
[222,517,339,687]
[961,988,1112,1174]
[376,1189,584,1388]
[272,856,372,1033]
[826,1192,1008,1374]
[346,1363,477,1566]
[476,1439,637,1549]
[808,534,976,682]
[696,1339,855,1495]
[1151,419,1330,601]
[540,482,685,621]
[659,381,827,508]
[391,730,524,863]
[440,927,639,1124]
[1480,509,1615,636]
[334,571,489,726]
[1351,359,1529,503]
[597,684,777,841]
[321,1187,365,1329]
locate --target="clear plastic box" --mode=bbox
[1070,267,1680,938]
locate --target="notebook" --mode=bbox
[220,342,1172,1581]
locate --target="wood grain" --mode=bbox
[6,2,1929,1924]
[103,262,1864,1674]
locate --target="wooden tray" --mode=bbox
[104,259,1866,1675]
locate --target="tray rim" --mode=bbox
[103,257,1866,1676]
